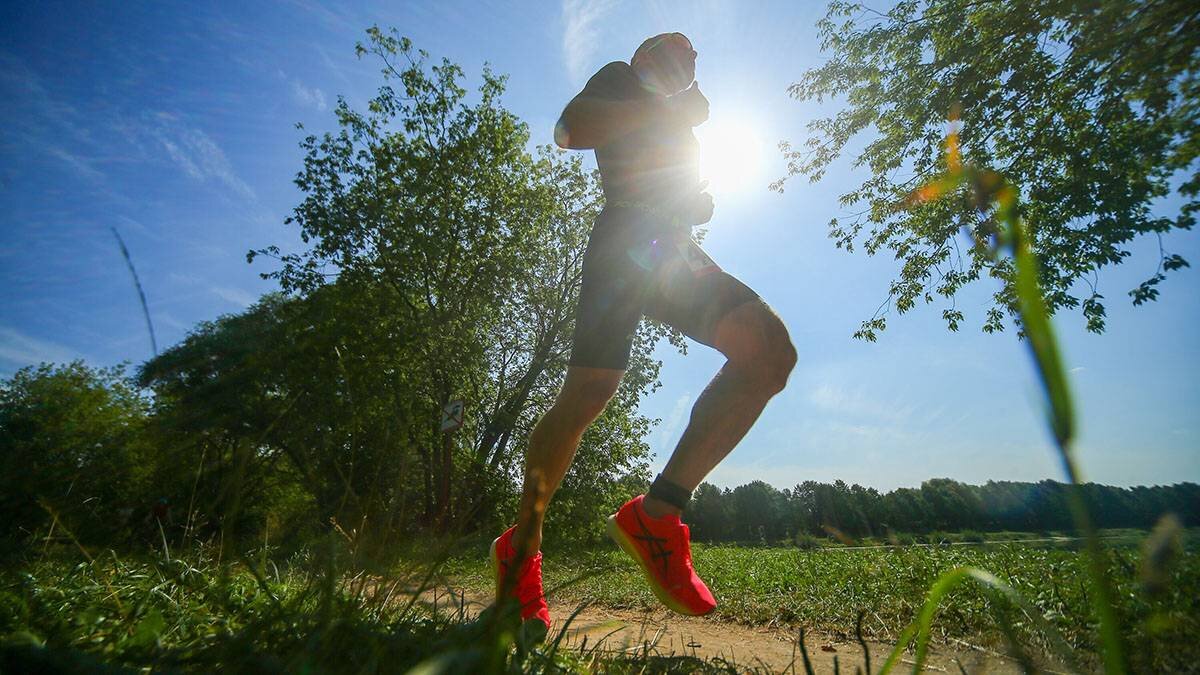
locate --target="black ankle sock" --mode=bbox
[647,474,692,511]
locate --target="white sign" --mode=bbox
[440,399,465,432]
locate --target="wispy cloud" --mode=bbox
[0,53,124,199]
[284,0,358,34]
[0,327,80,369]
[291,78,327,110]
[46,146,105,182]
[211,286,257,308]
[147,112,256,201]
[280,69,328,111]
[317,46,354,90]
[654,391,692,454]
[562,0,617,84]
[807,383,920,425]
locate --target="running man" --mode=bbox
[491,33,796,629]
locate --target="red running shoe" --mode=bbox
[490,526,551,629]
[606,495,716,616]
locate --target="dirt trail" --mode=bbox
[419,585,1025,673]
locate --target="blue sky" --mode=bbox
[2,1,1196,491]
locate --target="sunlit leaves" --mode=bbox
[783,0,1198,337]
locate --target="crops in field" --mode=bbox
[443,539,1199,672]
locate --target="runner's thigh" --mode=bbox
[567,214,651,371]
[642,235,760,349]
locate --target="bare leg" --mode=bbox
[512,366,623,556]
[644,299,797,519]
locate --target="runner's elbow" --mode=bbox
[553,117,574,148]
[555,107,597,149]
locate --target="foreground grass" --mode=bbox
[443,539,1200,672]
[4,537,1193,673]
[0,548,768,674]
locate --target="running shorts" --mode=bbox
[568,205,760,370]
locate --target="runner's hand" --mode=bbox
[686,191,714,225]
[668,82,708,127]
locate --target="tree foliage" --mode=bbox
[687,478,1199,543]
[136,29,662,549]
[0,362,153,543]
[779,0,1198,338]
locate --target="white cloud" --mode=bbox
[807,383,918,425]
[317,46,354,89]
[211,286,257,308]
[47,146,104,181]
[562,0,617,84]
[154,312,189,332]
[148,113,256,201]
[0,327,80,369]
[291,78,327,111]
[654,391,692,455]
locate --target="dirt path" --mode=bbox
[419,585,1026,673]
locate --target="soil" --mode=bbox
[418,585,1031,674]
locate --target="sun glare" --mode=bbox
[695,119,765,199]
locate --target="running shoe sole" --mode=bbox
[605,514,704,616]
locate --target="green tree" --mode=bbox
[252,28,575,529]
[920,478,984,530]
[729,480,784,542]
[138,293,333,546]
[243,29,663,540]
[0,362,152,543]
[779,0,1197,338]
[688,482,731,541]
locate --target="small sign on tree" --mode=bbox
[440,399,465,432]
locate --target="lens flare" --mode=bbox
[695,119,764,198]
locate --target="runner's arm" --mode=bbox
[554,62,670,150]
[554,95,667,149]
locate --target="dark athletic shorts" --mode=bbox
[568,205,760,370]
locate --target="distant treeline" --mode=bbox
[687,478,1200,544]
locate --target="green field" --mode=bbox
[443,536,1200,672]
[2,532,1196,673]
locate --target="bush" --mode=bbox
[960,530,985,543]
[794,532,821,550]
[0,362,154,546]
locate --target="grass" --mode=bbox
[5,532,1195,673]
[442,538,1199,671]
[0,546,781,674]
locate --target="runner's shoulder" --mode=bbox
[583,61,641,99]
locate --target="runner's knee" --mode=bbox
[767,335,798,395]
[553,369,622,424]
[726,305,796,395]
[751,329,795,395]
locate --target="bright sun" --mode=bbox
[695,119,765,199]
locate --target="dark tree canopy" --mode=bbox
[685,478,1199,542]
[779,0,1197,339]
[0,362,153,542]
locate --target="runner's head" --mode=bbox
[631,32,695,95]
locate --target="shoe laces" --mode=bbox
[632,509,676,577]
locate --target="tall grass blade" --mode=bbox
[906,126,1130,673]
[110,227,158,356]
